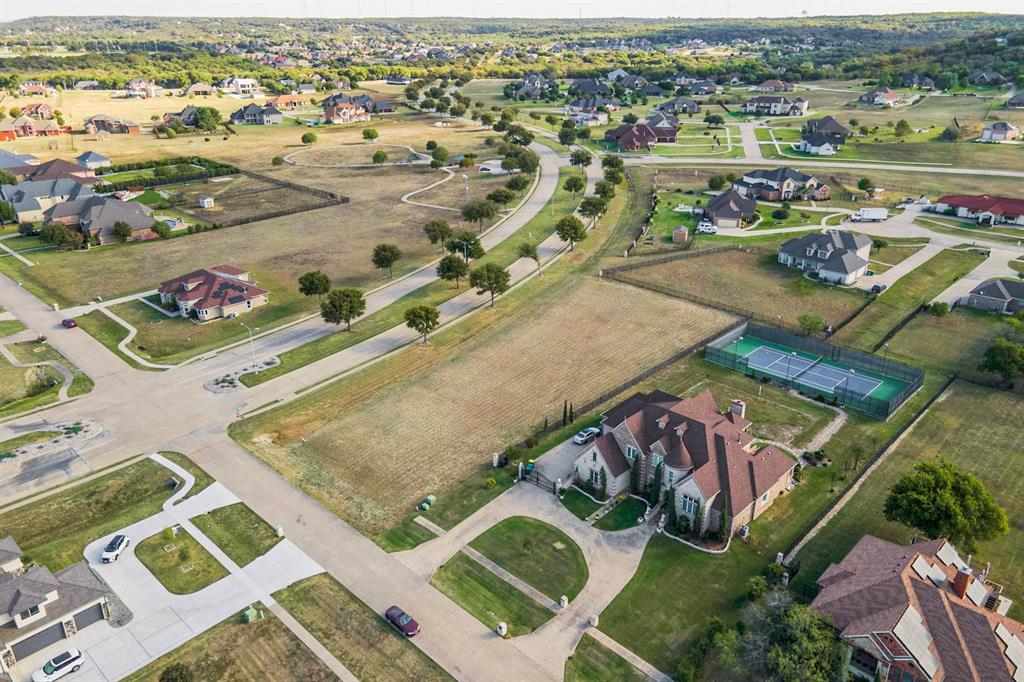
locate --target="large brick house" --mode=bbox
[159,266,269,321]
[573,390,796,535]
[229,104,284,125]
[933,195,1024,227]
[604,123,658,151]
[0,537,108,675]
[44,196,155,244]
[84,115,141,135]
[739,95,808,116]
[732,167,830,201]
[811,535,1020,682]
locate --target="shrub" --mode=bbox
[930,301,950,317]
[772,208,790,220]
[301,131,317,145]
[872,238,889,249]
[271,156,284,166]
[485,477,497,489]
[747,575,769,600]
[159,663,193,682]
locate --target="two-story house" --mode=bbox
[777,230,872,284]
[739,95,808,116]
[732,167,830,201]
[158,265,269,321]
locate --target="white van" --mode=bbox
[696,221,717,234]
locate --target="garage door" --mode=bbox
[73,604,105,630]
[10,621,65,661]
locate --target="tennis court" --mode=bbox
[742,345,883,399]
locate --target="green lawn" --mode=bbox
[0,317,27,336]
[835,248,987,351]
[123,609,334,682]
[565,634,647,682]
[792,382,1024,619]
[560,488,603,520]
[0,430,59,456]
[469,516,589,600]
[0,353,63,418]
[886,307,1011,382]
[275,573,453,681]
[5,338,95,398]
[190,502,282,567]
[594,497,648,531]
[75,309,155,370]
[135,526,229,594]
[431,552,554,636]
[97,167,157,183]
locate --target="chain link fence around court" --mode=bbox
[705,322,924,420]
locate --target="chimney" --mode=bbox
[657,415,668,429]
[953,566,973,599]
[730,399,746,419]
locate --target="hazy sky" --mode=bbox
[2,0,1021,22]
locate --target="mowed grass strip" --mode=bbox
[190,502,282,567]
[75,310,154,371]
[431,552,554,636]
[274,573,453,681]
[135,527,229,594]
[0,456,204,571]
[5,338,95,398]
[616,248,868,329]
[233,277,735,535]
[123,609,334,682]
[565,634,648,682]
[560,488,603,520]
[886,307,1011,380]
[835,248,987,351]
[469,516,589,600]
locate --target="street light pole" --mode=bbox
[240,322,259,373]
[463,174,468,203]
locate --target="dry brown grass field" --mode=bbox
[617,248,869,328]
[236,277,735,534]
[174,175,330,223]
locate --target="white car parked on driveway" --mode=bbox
[101,534,130,563]
[32,649,83,681]
[572,427,601,445]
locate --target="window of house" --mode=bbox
[20,605,40,619]
[761,492,769,503]
[680,494,697,516]
[246,300,253,309]
[651,454,664,467]
[592,452,597,462]
[625,445,638,460]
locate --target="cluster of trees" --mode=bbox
[978,313,1024,385]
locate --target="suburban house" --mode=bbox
[321,93,388,116]
[604,123,658,151]
[805,115,851,139]
[573,390,796,535]
[75,151,111,170]
[221,77,261,96]
[515,73,556,99]
[778,230,872,284]
[0,116,64,139]
[297,84,317,95]
[125,78,161,98]
[810,535,1021,682]
[980,121,1020,142]
[732,167,830,201]
[229,104,284,125]
[0,150,38,169]
[755,79,795,92]
[739,95,808,116]
[21,103,55,120]
[73,80,101,90]
[265,94,309,109]
[6,159,98,185]
[704,189,757,228]
[643,111,679,142]
[969,70,1006,86]
[688,81,720,96]
[900,74,935,89]
[163,106,200,127]
[965,279,1024,314]
[860,88,901,106]
[933,195,1024,226]
[1007,93,1024,109]
[569,79,613,97]
[672,72,697,85]
[322,100,371,125]
[183,82,215,96]
[18,82,55,96]
[606,68,631,82]
[799,132,846,156]
[84,115,141,135]
[45,196,155,244]
[640,83,666,97]
[0,179,95,223]
[658,96,700,115]
[0,537,108,675]
[620,74,649,90]
[158,266,270,321]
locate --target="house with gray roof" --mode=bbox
[965,279,1024,314]
[705,189,756,228]
[0,149,38,170]
[45,196,155,244]
[75,151,111,170]
[0,536,108,675]
[229,104,283,125]
[658,96,700,115]
[0,179,95,223]
[778,230,872,284]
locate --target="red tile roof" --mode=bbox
[938,195,1024,219]
[158,267,266,310]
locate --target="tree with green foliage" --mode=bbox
[423,219,452,248]
[747,575,769,601]
[557,126,577,146]
[461,198,499,232]
[597,467,607,500]
[112,221,134,242]
[436,253,469,287]
[715,592,843,681]
[362,127,379,142]
[708,175,726,191]
[159,663,194,682]
[562,399,569,426]
[940,125,962,141]
[297,270,330,303]
[371,243,402,278]
[563,174,585,196]
[857,177,873,191]
[649,463,663,505]
[894,119,912,137]
[193,106,222,132]
[555,215,587,250]
[884,458,1009,553]
[603,167,624,185]
[505,174,530,192]
[445,230,485,260]
[301,131,317,145]
[797,312,825,336]
[404,304,440,343]
[0,170,16,185]
[629,454,642,494]
[578,196,607,221]
[570,148,592,169]
[0,201,15,224]
[978,337,1024,384]
[372,150,388,165]
[517,241,540,268]
[594,180,616,201]
[320,287,365,330]
[487,187,516,208]
[469,262,510,307]
[667,487,678,531]
[703,113,725,127]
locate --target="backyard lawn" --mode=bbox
[867,238,929,273]
[886,307,1010,382]
[274,573,453,681]
[469,516,589,600]
[835,248,987,351]
[190,502,282,567]
[565,634,647,682]
[135,527,229,594]
[792,382,1024,619]
[594,497,649,531]
[123,609,333,682]
[431,552,554,636]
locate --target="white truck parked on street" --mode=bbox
[851,208,889,222]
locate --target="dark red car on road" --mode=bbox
[61,319,78,328]
[385,605,420,636]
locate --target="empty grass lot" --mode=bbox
[190,502,282,567]
[232,277,735,535]
[0,453,208,571]
[565,634,648,682]
[470,516,589,600]
[431,552,554,636]
[5,338,94,398]
[886,307,1011,382]
[594,497,649,531]
[123,609,334,682]
[136,527,229,594]
[615,248,869,329]
[835,248,987,351]
[274,573,453,681]
[792,383,1024,616]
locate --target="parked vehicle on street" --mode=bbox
[101,534,130,563]
[871,284,888,294]
[851,208,888,222]
[32,650,83,681]
[385,606,420,636]
[572,427,601,445]
[61,319,78,328]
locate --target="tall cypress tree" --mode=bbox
[719,493,729,539]
[629,454,642,494]
[562,400,568,427]
[667,486,678,532]
[598,468,607,500]
[649,463,664,506]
